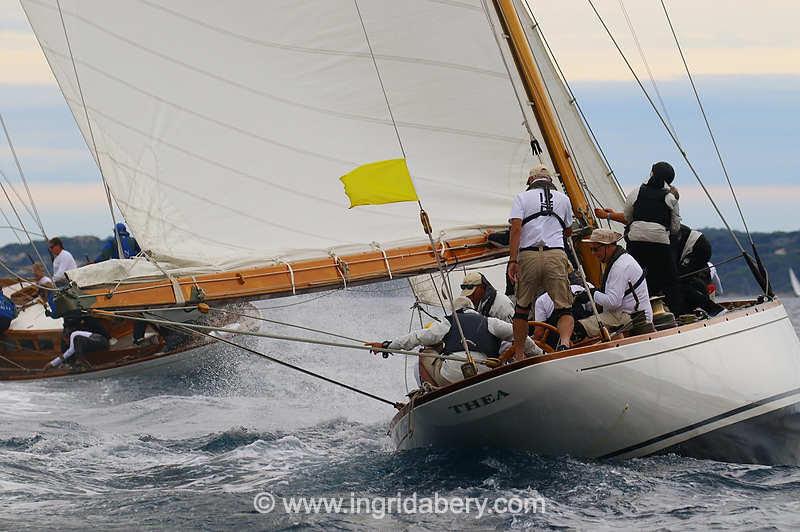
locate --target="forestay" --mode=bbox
[22,0,555,273]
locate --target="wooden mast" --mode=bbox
[492,0,601,283]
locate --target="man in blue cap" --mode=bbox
[94,222,142,263]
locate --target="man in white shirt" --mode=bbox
[366,297,541,387]
[48,237,78,285]
[576,229,653,338]
[508,165,575,356]
[459,271,514,322]
[533,275,594,348]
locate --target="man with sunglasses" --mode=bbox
[575,229,653,338]
[458,271,514,322]
[48,237,77,286]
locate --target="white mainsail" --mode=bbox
[22,0,562,272]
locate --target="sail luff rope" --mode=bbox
[525,5,624,197]
[658,0,758,254]
[55,0,124,261]
[618,0,679,140]
[0,116,48,240]
[0,179,50,272]
[585,0,749,256]
[478,0,542,160]
[352,0,475,370]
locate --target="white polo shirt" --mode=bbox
[534,283,593,322]
[509,187,573,249]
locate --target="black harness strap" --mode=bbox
[624,269,647,297]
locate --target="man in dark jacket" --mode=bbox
[94,222,142,262]
[672,225,725,316]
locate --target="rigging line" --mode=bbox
[151,319,401,408]
[353,0,407,160]
[0,253,58,289]
[207,306,366,344]
[55,0,124,261]
[0,117,47,238]
[255,290,339,310]
[0,180,49,271]
[110,309,480,366]
[0,168,42,231]
[357,0,471,365]
[677,253,743,280]
[478,0,541,157]
[526,5,624,196]
[0,224,43,237]
[585,0,749,256]
[0,204,25,245]
[618,0,679,140]
[513,22,602,217]
[526,10,625,202]
[658,0,756,250]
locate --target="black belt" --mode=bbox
[520,245,564,252]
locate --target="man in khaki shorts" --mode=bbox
[508,165,575,357]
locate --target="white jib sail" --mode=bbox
[22,0,558,273]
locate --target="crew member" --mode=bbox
[574,229,653,338]
[508,164,575,355]
[458,271,514,322]
[0,290,16,334]
[673,225,725,316]
[48,237,77,285]
[48,315,111,368]
[533,272,593,348]
[366,296,541,387]
[94,222,142,262]
[595,161,683,314]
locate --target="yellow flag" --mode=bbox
[340,158,418,208]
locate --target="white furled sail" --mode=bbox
[22,0,556,271]
[514,0,626,215]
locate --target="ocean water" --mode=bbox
[2,288,800,530]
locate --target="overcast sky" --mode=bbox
[0,0,798,245]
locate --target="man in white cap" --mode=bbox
[459,271,514,322]
[575,228,653,338]
[508,164,575,355]
[366,296,540,386]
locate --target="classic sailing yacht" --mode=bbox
[16,0,800,462]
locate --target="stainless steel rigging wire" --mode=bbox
[55,0,125,261]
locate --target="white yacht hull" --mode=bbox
[390,300,800,464]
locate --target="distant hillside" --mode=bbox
[0,230,797,296]
[0,236,105,277]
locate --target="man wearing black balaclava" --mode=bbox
[595,161,685,315]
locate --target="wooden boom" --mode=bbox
[65,233,508,312]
